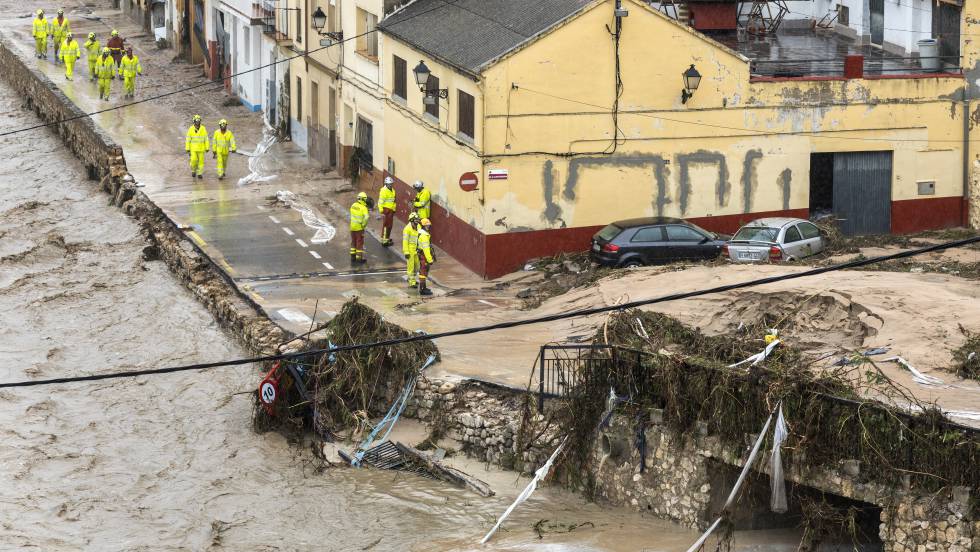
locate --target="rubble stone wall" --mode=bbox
[0,37,286,356]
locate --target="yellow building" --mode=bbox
[380,0,973,278]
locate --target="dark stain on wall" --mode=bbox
[676,150,730,214]
[779,168,792,211]
[741,149,763,213]
[560,154,670,217]
[542,160,564,225]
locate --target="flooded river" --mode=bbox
[0,48,810,551]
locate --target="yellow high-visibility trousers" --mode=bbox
[189,151,205,176]
[35,36,47,56]
[406,253,419,285]
[97,77,111,99]
[215,151,229,177]
[123,75,136,95]
[88,59,98,79]
[64,59,75,79]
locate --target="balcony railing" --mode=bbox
[750,55,962,79]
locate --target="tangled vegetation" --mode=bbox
[532,309,978,505]
[954,326,980,380]
[253,298,438,439]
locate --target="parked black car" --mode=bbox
[590,217,730,267]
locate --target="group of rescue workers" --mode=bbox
[185,115,238,179]
[350,178,436,296]
[32,9,141,99]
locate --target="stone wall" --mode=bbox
[0,36,286,356]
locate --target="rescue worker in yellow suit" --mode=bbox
[416,218,435,296]
[32,10,49,59]
[117,47,142,99]
[49,9,70,64]
[350,192,370,264]
[378,176,397,247]
[402,212,420,288]
[211,119,237,179]
[83,32,100,82]
[95,48,116,101]
[412,180,431,221]
[59,33,80,81]
[185,115,209,179]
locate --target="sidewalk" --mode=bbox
[0,2,558,388]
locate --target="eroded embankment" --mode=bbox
[0,36,284,356]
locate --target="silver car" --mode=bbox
[724,217,825,263]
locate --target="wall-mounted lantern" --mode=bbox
[413,60,449,105]
[681,64,701,104]
[312,6,342,45]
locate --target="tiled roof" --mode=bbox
[379,0,592,75]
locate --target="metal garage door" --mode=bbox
[833,151,892,235]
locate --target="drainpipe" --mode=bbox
[964,90,971,227]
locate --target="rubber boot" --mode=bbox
[350,253,357,264]
[419,281,433,296]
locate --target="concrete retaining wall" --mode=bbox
[0,36,286,356]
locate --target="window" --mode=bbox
[424,74,439,119]
[355,8,378,59]
[457,90,475,139]
[783,226,803,243]
[798,222,821,240]
[328,1,338,33]
[596,224,622,242]
[631,227,665,242]
[296,76,303,121]
[295,2,303,43]
[837,4,849,26]
[356,116,374,167]
[392,55,407,100]
[666,225,705,241]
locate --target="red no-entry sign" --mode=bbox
[459,171,479,192]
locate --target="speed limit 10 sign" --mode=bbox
[260,380,277,405]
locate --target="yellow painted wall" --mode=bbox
[381,35,484,226]
[474,0,966,233]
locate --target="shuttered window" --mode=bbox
[457,90,474,139]
[393,55,407,100]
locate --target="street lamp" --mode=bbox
[312,6,342,44]
[681,64,701,104]
[413,60,449,105]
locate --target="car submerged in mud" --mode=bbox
[723,217,825,263]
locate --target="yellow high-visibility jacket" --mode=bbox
[417,229,434,263]
[402,224,418,256]
[50,17,70,39]
[350,201,369,232]
[95,56,116,79]
[118,54,142,77]
[59,39,80,63]
[413,187,431,213]
[378,186,396,213]
[185,125,209,153]
[211,129,237,154]
[84,39,101,58]
[32,17,49,38]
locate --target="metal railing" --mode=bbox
[750,55,962,78]
[536,344,645,411]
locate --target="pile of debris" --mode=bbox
[517,252,616,308]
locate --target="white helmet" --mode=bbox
[384,176,394,185]
[413,180,424,190]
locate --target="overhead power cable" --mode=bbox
[0,0,462,138]
[2,234,979,389]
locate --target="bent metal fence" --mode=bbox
[536,344,645,411]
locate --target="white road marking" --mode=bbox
[277,308,312,324]
[309,250,321,259]
[295,238,309,248]
[256,205,266,211]
[322,262,334,270]
[282,227,294,236]
[268,215,281,224]
[478,299,499,308]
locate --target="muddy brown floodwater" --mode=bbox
[0,45,810,552]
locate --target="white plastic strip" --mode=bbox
[481,437,568,544]
[729,340,781,369]
[276,190,337,243]
[237,123,279,186]
[884,356,945,387]
[770,405,788,513]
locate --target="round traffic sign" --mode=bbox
[459,171,479,192]
[260,380,278,405]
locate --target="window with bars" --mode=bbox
[424,74,439,120]
[457,90,474,139]
[393,55,407,100]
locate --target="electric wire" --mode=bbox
[0,0,463,138]
[2,234,979,389]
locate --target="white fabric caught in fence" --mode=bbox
[728,339,781,368]
[770,405,789,513]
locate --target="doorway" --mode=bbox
[809,151,893,235]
